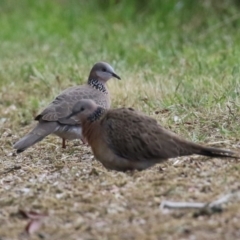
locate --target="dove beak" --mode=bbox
[112,72,121,80]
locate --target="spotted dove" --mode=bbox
[66,99,239,171]
[13,62,120,153]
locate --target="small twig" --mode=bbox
[0,165,21,175]
[161,201,206,209]
[227,104,235,117]
[175,78,183,93]
[160,191,240,211]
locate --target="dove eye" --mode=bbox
[102,68,107,72]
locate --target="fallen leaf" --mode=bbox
[26,219,43,234]
[18,210,48,234]
[19,210,48,220]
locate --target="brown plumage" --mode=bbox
[66,99,239,171]
[13,62,120,153]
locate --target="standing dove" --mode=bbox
[66,99,239,171]
[13,62,120,153]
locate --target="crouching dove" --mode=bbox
[65,99,239,171]
[13,62,120,153]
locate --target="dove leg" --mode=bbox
[80,137,88,145]
[62,139,66,148]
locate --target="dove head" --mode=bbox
[68,99,104,123]
[88,62,121,83]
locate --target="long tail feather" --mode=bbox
[13,122,58,153]
[190,143,239,159]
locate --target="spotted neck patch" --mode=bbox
[88,107,105,122]
[88,79,107,94]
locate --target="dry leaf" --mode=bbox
[26,219,43,234]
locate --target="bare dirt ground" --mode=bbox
[1,112,240,240]
[1,1,240,239]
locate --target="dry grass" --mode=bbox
[1,95,240,239]
[1,0,240,239]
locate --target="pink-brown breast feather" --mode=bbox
[81,118,113,163]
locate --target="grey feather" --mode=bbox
[13,122,58,153]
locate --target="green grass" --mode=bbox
[0,0,240,239]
